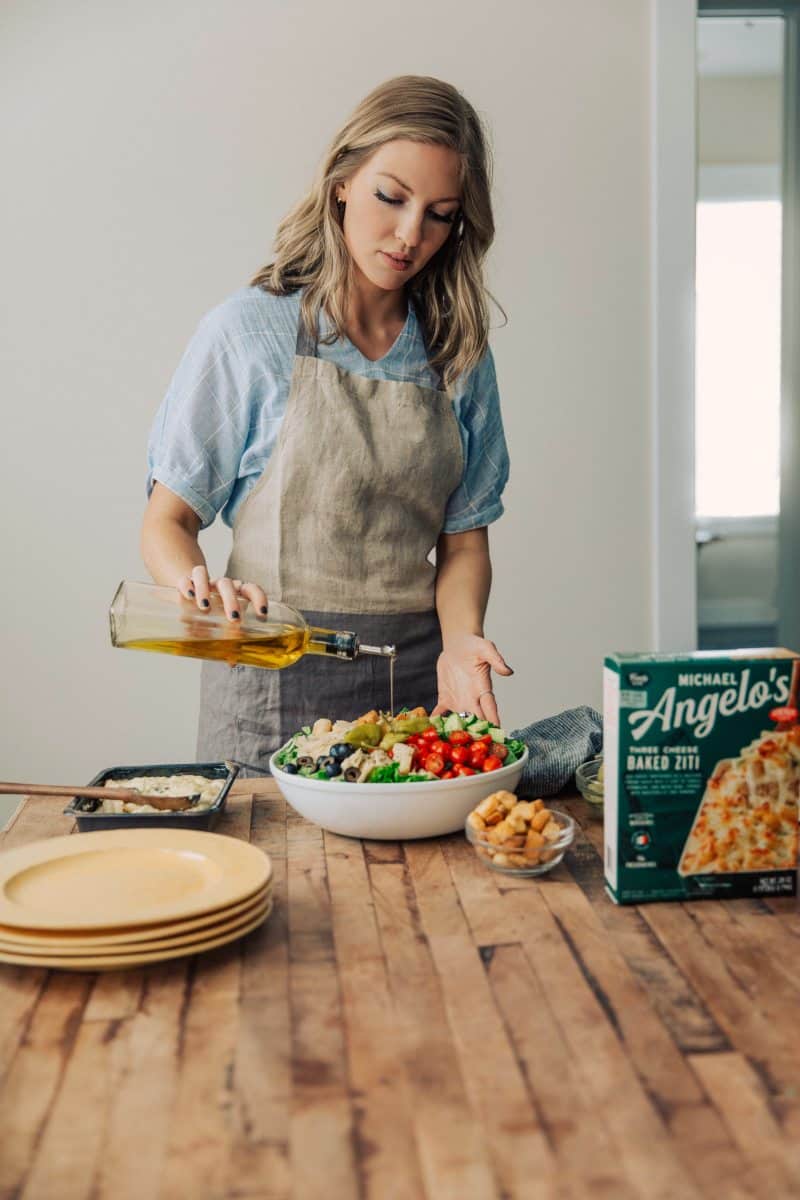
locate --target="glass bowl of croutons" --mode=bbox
[465,790,575,876]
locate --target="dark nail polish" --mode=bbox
[201,599,210,608]
[188,588,195,597]
[231,610,240,620]
[260,606,268,615]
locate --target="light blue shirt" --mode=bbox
[147,287,509,533]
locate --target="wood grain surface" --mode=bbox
[1,780,798,1200]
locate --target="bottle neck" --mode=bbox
[307,627,396,661]
[307,626,359,660]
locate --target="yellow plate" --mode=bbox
[0,895,273,957]
[0,829,272,931]
[0,881,273,950]
[0,879,272,947]
[0,901,272,971]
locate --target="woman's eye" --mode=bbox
[374,189,457,225]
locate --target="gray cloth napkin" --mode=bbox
[510,705,603,796]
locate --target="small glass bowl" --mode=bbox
[575,755,604,808]
[464,808,575,877]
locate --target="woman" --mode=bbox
[142,75,512,771]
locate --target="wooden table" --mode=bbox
[1,779,799,1200]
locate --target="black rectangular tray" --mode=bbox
[63,760,241,832]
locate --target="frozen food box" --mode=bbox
[603,649,800,905]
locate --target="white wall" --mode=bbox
[1,0,672,801]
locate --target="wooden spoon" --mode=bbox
[0,781,197,812]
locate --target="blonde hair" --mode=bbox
[250,75,503,387]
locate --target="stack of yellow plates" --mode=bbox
[0,828,273,971]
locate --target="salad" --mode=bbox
[273,708,526,784]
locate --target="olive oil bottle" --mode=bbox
[109,581,395,670]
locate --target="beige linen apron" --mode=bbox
[197,307,464,771]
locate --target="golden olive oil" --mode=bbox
[120,628,397,710]
[125,633,398,705]
[122,625,310,669]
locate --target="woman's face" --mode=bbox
[336,139,461,293]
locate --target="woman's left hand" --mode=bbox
[432,633,513,726]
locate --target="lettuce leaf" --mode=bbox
[367,763,433,784]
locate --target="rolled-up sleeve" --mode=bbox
[442,346,510,534]
[146,311,254,529]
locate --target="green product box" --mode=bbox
[603,649,800,905]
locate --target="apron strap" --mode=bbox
[294,296,450,395]
[295,310,318,359]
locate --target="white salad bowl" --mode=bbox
[268,747,529,840]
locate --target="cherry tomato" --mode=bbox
[430,739,452,761]
[473,733,493,746]
[454,765,477,777]
[420,726,440,742]
[447,730,472,745]
[423,753,445,775]
[406,734,422,747]
[490,743,509,761]
[450,745,471,764]
[440,769,456,779]
[482,755,503,772]
[468,744,489,768]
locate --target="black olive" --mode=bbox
[329,743,351,760]
[344,767,361,781]
[324,760,342,777]
[283,762,299,775]
[317,755,334,769]
[297,755,314,769]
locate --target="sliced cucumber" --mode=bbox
[469,719,490,736]
[443,713,464,733]
[488,726,506,743]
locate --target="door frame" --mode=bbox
[651,0,698,650]
[695,0,800,650]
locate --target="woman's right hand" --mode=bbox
[141,484,267,621]
[176,566,268,622]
